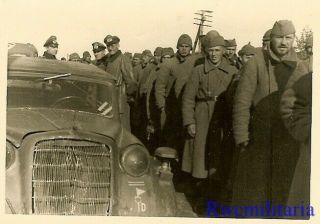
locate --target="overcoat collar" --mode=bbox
[268,46,298,68]
[204,57,230,74]
[105,50,122,64]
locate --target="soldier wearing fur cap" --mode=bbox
[69,52,81,62]
[232,20,309,213]
[43,35,59,60]
[153,47,163,65]
[155,34,197,161]
[239,42,256,64]
[81,51,92,64]
[182,32,238,187]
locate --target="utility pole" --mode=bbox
[193,10,213,54]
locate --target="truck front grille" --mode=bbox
[32,139,112,215]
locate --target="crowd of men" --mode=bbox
[41,19,313,217]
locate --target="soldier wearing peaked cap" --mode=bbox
[182,33,238,184]
[103,34,137,132]
[91,42,107,70]
[43,35,59,60]
[231,20,309,213]
[104,35,120,47]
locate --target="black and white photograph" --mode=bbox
[1,0,318,223]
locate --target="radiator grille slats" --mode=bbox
[32,139,112,215]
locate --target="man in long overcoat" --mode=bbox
[103,35,137,131]
[182,33,238,180]
[280,71,311,219]
[155,34,196,154]
[232,20,308,214]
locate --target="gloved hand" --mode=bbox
[187,124,196,138]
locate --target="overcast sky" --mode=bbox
[1,0,317,59]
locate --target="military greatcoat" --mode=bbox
[182,57,237,178]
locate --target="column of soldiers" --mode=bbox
[41,19,312,217]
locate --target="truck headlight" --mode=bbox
[6,141,16,170]
[121,145,150,177]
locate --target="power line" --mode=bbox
[192,10,213,54]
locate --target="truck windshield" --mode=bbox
[7,74,113,116]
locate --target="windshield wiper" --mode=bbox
[43,73,71,81]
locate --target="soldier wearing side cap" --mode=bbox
[81,51,92,64]
[262,29,272,50]
[103,35,137,131]
[43,35,59,60]
[232,20,309,213]
[225,39,242,69]
[182,32,238,190]
[91,42,108,70]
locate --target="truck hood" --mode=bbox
[7,108,139,148]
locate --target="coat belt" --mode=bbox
[196,96,218,102]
